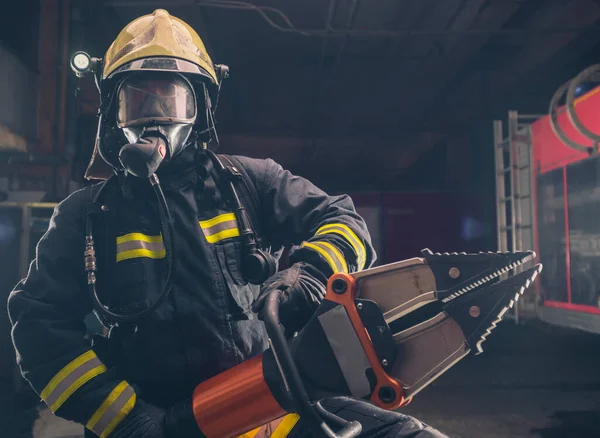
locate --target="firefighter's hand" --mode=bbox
[107,398,203,438]
[107,400,166,438]
[164,397,204,438]
[252,262,327,333]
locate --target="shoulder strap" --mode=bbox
[217,154,263,236]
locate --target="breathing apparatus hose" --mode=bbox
[87,174,176,324]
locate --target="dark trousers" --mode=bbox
[83,396,449,438]
[289,397,449,438]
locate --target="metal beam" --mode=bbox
[104,0,600,37]
[435,0,600,126]
[398,0,520,121]
[394,0,465,59]
[488,0,600,97]
[304,0,338,141]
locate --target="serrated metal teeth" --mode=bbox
[475,283,526,354]
[442,256,531,303]
[474,266,541,355]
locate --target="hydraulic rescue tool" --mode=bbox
[190,248,542,438]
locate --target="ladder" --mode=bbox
[493,110,543,324]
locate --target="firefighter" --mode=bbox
[8,9,447,438]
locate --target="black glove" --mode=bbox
[164,397,205,438]
[252,262,328,333]
[106,397,203,438]
[107,400,166,438]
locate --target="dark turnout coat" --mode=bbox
[7,146,375,437]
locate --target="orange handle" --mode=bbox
[192,355,286,438]
[326,273,406,410]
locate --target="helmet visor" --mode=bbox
[117,74,197,127]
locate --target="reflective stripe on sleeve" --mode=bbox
[86,381,136,438]
[302,241,348,274]
[116,232,165,262]
[40,350,108,413]
[199,213,240,243]
[315,224,366,270]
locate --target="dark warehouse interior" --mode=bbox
[1,1,600,437]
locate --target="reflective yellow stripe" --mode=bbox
[314,240,348,273]
[116,232,162,244]
[199,213,237,228]
[199,213,240,244]
[116,232,165,262]
[116,248,166,262]
[302,241,348,274]
[203,227,241,244]
[316,224,366,270]
[49,365,107,412]
[271,414,300,438]
[86,381,137,438]
[40,351,108,413]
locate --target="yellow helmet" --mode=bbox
[83,9,227,180]
[102,9,218,85]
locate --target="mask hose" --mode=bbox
[119,128,168,179]
[86,174,176,324]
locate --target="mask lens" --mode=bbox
[117,74,197,127]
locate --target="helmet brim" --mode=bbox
[108,57,216,86]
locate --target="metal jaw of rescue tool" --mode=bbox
[290,248,542,411]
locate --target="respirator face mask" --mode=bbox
[115,72,198,178]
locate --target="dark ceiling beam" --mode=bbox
[304,0,339,141]
[231,52,431,69]
[503,27,600,115]
[324,0,361,135]
[405,0,467,59]
[396,0,520,121]
[387,0,423,57]
[330,0,360,74]
[437,0,488,53]
[105,0,600,37]
[435,0,600,126]
[488,0,600,94]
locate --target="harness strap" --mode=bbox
[216,154,266,246]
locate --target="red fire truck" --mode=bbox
[495,65,600,334]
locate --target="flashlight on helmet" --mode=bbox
[70,51,101,78]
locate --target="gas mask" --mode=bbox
[115,72,198,178]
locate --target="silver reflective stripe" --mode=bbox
[117,240,165,253]
[44,356,104,408]
[301,241,348,274]
[315,224,366,269]
[203,219,238,236]
[89,384,136,437]
[115,233,166,262]
[200,213,240,243]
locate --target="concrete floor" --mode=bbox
[3,320,600,438]
[402,321,600,438]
